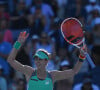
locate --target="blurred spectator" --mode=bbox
[25,0,32,7]
[91,46,100,65]
[49,18,67,51]
[0,2,10,20]
[85,0,100,14]
[46,53,59,71]
[57,0,68,19]
[0,30,12,77]
[59,60,71,70]
[43,0,58,17]
[31,34,39,55]
[0,18,13,44]
[87,8,100,28]
[0,65,7,90]
[16,79,26,90]
[74,0,87,19]
[92,17,100,45]
[90,46,100,86]
[8,0,18,14]
[8,70,25,90]
[10,0,29,29]
[49,0,58,17]
[73,74,99,90]
[16,40,32,66]
[36,32,56,55]
[55,60,73,90]
[30,0,54,32]
[58,48,70,63]
[85,32,94,50]
[65,0,87,18]
[27,5,46,36]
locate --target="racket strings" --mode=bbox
[70,37,83,43]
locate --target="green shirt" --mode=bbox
[27,70,53,90]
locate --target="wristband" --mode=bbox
[13,41,21,50]
[79,54,86,62]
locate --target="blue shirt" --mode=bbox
[0,41,12,75]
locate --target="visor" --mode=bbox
[33,51,49,60]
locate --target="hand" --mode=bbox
[79,44,87,57]
[17,31,29,44]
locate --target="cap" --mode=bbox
[60,60,70,67]
[33,49,49,60]
[32,35,39,40]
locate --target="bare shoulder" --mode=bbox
[24,65,34,75]
[24,65,35,82]
[49,70,59,82]
[49,70,58,74]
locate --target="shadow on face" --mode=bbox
[34,56,48,69]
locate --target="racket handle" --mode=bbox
[85,52,96,69]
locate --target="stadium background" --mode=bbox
[0,0,100,90]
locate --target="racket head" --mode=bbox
[61,17,84,47]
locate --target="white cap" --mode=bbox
[94,17,100,25]
[60,60,70,66]
[32,35,39,40]
[89,0,96,3]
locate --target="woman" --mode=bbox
[8,31,86,90]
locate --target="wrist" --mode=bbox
[13,41,21,50]
[79,54,86,62]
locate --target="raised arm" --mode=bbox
[7,32,33,80]
[50,47,86,82]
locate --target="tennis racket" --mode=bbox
[61,17,95,68]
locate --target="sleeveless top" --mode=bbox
[27,70,53,90]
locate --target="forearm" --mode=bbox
[8,39,22,62]
[7,40,24,69]
[72,60,83,75]
[72,54,86,75]
[7,47,19,62]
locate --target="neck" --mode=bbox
[36,68,47,79]
[37,68,46,73]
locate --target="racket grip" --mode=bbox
[85,53,96,69]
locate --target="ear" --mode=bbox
[45,60,48,64]
[48,53,51,59]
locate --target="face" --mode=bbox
[40,33,48,43]
[34,56,48,69]
[0,19,7,29]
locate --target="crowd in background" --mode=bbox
[0,0,100,90]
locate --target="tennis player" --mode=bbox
[8,31,86,90]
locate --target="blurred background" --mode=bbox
[0,0,100,90]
